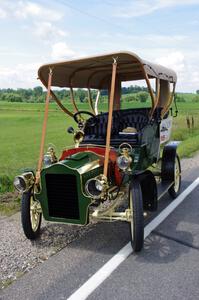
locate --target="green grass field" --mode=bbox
[0,99,199,193]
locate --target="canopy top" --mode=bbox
[38,51,177,89]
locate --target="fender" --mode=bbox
[161,141,181,182]
[133,170,158,211]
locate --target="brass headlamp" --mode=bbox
[43,146,57,167]
[117,143,133,171]
[14,172,35,193]
[85,174,108,199]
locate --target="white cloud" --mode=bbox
[51,42,75,60]
[0,63,41,89]
[192,71,199,84]
[0,1,69,45]
[34,22,68,42]
[14,1,63,21]
[112,33,187,48]
[0,1,64,22]
[114,0,199,18]
[154,50,199,92]
[145,34,186,43]
[0,7,7,19]
[155,51,185,73]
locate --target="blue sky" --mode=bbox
[0,0,199,92]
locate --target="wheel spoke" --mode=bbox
[30,197,41,232]
[174,157,180,192]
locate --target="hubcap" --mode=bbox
[30,196,41,232]
[174,157,180,193]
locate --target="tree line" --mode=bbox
[1,85,199,104]
[0,85,149,103]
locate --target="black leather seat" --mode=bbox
[81,108,150,146]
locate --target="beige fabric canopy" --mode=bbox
[38,51,177,89]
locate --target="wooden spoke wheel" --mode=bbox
[21,190,42,240]
[168,154,181,199]
[129,179,144,252]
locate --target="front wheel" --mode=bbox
[129,179,144,252]
[21,190,42,240]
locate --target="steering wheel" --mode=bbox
[73,111,98,127]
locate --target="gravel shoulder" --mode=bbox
[0,215,94,289]
[1,152,199,290]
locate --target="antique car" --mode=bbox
[14,51,181,252]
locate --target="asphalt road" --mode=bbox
[1,160,199,300]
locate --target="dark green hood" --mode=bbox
[35,151,103,225]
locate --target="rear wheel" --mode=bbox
[129,179,144,252]
[168,154,181,199]
[21,189,42,240]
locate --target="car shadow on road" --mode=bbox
[136,229,194,264]
[30,178,198,258]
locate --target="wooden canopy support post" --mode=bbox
[156,78,160,103]
[94,90,100,115]
[144,73,159,118]
[161,82,176,117]
[108,76,121,111]
[103,59,117,178]
[50,90,73,117]
[114,77,121,111]
[70,87,78,113]
[39,74,73,117]
[87,88,96,115]
[36,68,53,184]
[150,78,161,116]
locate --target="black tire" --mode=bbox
[168,154,181,199]
[21,190,42,240]
[129,179,144,252]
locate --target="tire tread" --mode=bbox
[21,191,41,240]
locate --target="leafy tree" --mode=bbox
[77,89,86,102]
[123,94,137,102]
[137,92,149,102]
[3,93,22,102]
[0,85,150,104]
[33,86,43,97]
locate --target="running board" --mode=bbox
[157,181,174,201]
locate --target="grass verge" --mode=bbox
[0,192,20,216]
[0,101,199,215]
[177,134,199,157]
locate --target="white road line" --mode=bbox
[67,177,199,300]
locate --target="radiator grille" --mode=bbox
[45,174,80,219]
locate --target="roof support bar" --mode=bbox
[103,59,117,178]
[161,82,176,117]
[144,73,157,118]
[150,78,161,116]
[87,71,102,115]
[87,88,96,115]
[39,73,73,117]
[50,90,74,117]
[94,90,100,115]
[156,78,160,103]
[70,87,79,113]
[36,68,53,184]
